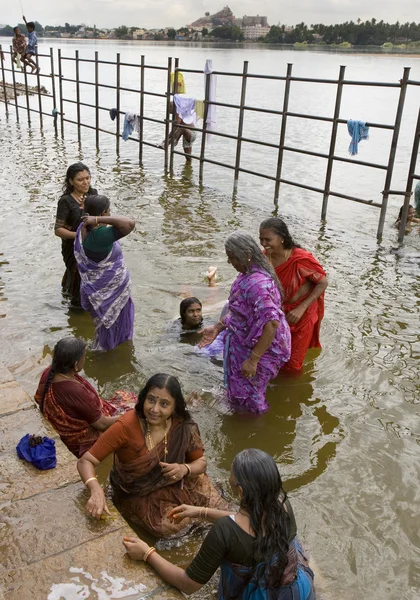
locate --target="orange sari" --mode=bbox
[275,248,326,372]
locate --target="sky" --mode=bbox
[1,0,418,30]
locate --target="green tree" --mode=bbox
[202,27,209,36]
[167,28,176,39]
[114,25,129,39]
[210,25,244,41]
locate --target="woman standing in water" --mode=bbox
[123,449,315,599]
[74,195,135,352]
[55,163,97,306]
[259,218,328,373]
[199,232,291,414]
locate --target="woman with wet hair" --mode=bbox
[198,232,291,414]
[34,337,136,457]
[55,162,98,306]
[394,204,420,233]
[123,448,315,599]
[74,195,136,351]
[179,297,203,330]
[259,218,328,373]
[77,373,227,536]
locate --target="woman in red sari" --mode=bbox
[35,337,135,457]
[259,218,328,373]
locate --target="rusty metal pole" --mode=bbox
[377,66,410,240]
[95,51,99,150]
[10,45,19,121]
[0,46,9,115]
[199,67,211,184]
[164,57,172,172]
[116,53,121,155]
[50,48,57,134]
[75,50,81,143]
[274,63,293,206]
[321,65,346,221]
[169,57,179,174]
[139,55,145,164]
[57,49,64,136]
[36,52,42,128]
[398,106,420,243]
[233,61,248,191]
[23,54,31,124]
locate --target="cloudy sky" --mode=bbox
[2,0,418,29]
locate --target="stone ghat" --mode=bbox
[0,81,49,102]
[0,363,182,600]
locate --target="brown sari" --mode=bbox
[110,416,228,536]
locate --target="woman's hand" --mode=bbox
[81,214,97,229]
[198,325,219,348]
[286,304,307,325]
[123,536,150,561]
[241,357,258,379]
[160,462,188,482]
[86,486,110,520]
[168,504,200,522]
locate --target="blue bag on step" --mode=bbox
[16,434,57,470]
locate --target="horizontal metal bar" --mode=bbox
[343,79,401,88]
[336,117,394,130]
[277,177,325,194]
[332,155,388,170]
[3,103,55,118]
[244,105,283,116]
[387,189,410,195]
[283,146,328,160]
[408,79,420,86]
[329,190,381,206]
[1,66,54,80]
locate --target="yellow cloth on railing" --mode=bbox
[194,100,205,120]
[170,72,186,94]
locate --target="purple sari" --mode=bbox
[74,224,134,351]
[223,266,291,414]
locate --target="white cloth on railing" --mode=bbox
[204,59,217,144]
[122,112,140,141]
[174,95,197,125]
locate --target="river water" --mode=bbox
[0,40,419,599]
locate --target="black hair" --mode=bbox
[259,217,301,250]
[39,337,87,413]
[396,204,414,221]
[179,297,202,325]
[84,195,111,217]
[27,21,35,30]
[13,26,20,33]
[62,162,92,195]
[135,373,191,421]
[231,449,290,591]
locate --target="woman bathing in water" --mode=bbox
[395,204,420,234]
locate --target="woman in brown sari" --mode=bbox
[55,163,98,306]
[77,373,227,537]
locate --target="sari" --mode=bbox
[274,248,326,373]
[223,266,291,414]
[34,367,136,458]
[91,413,228,536]
[74,223,134,351]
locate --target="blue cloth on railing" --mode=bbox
[414,181,420,215]
[122,112,140,141]
[109,108,118,121]
[16,434,56,470]
[347,120,369,156]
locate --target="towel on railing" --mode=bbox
[347,120,369,156]
[109,108,118,121]
[122,112,140,141]
[174,95,197,125]
[204,59,217,144]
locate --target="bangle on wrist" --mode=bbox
[96,216,98,226]
[143,546,156,562]
[251,350,261,359]
[217,319,225,329]
[84,476,97,486]
[183,463,191,477]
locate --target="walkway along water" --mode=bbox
[0,362,183,600]
[0,46,419,241]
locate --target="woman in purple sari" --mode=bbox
[74,195,135,351]
[199,232,291,414]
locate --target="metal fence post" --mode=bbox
[0,46,9,115]
[169,57,179,174]
[75,50,81,143]
[377,66,410,239]
[164,57,172,172]
[199,66,211,184]
[95,51,99,150]
[58,48,64,136]
[274,63,293,205]
[50,48,57,134]
[116,53,121,154]
[139,55,145,164]
[10,45,19,121]
[233,61,248,190]
[36,53,42,128]
[398,106,420,243]
[23,55,31,124]
[321,65,346,221]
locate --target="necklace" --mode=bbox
[146,420,168,459]
[72,192,85,206]
[59,372,77,381]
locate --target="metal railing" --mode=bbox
[0,45,419,241]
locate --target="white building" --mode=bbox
[242,24,270,39]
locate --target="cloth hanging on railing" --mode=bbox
[204,59,217,144]
[195,100,205,120]
[174,95,197,125]
[122,112,140,141]
[415,181,420,216]
[109,108,118,121]
[347,120,369,156]
[171,71,186,94]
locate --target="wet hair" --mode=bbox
[84,195,111,217]
[135,373,191,421]
[225,231,283,297]
[396,204,414,222]
[39,337,87,413]
[62,162,92,195]
[259,217,301,250]
[231,449,290,590]
[179,297,202,325]
[27,21,35,30]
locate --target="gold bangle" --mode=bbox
[251,350,261,359]
[199,506,204,518]
[183,463,192,477]
[205,507,209,519]
[217,319,225,329]
[96,216,98,226]
[143,546,156,562]
[84,476,97,486]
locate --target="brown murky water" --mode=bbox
[0,41,419,599]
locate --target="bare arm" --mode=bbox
[82,214,135,238]
[77,451,110,518]
[287,276,328,325]
[241,320,279,378]
[159,456,207,482]
[91,414,120,432]
[55,227,76,240]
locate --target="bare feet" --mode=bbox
[207,266,218,287]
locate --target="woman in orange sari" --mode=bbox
[77,373,228,537]
[259,218,328,373]
[35,337,136,457]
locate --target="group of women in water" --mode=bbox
[36,159,333,598]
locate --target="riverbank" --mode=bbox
[0,81,49,102]
[0,363,182,600]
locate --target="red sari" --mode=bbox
[34,368,136,457]
[275,248,326,372]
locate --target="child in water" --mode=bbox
[395,204,420,234]
[22,16,40,73]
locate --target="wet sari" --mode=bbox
[274,248,326,373]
